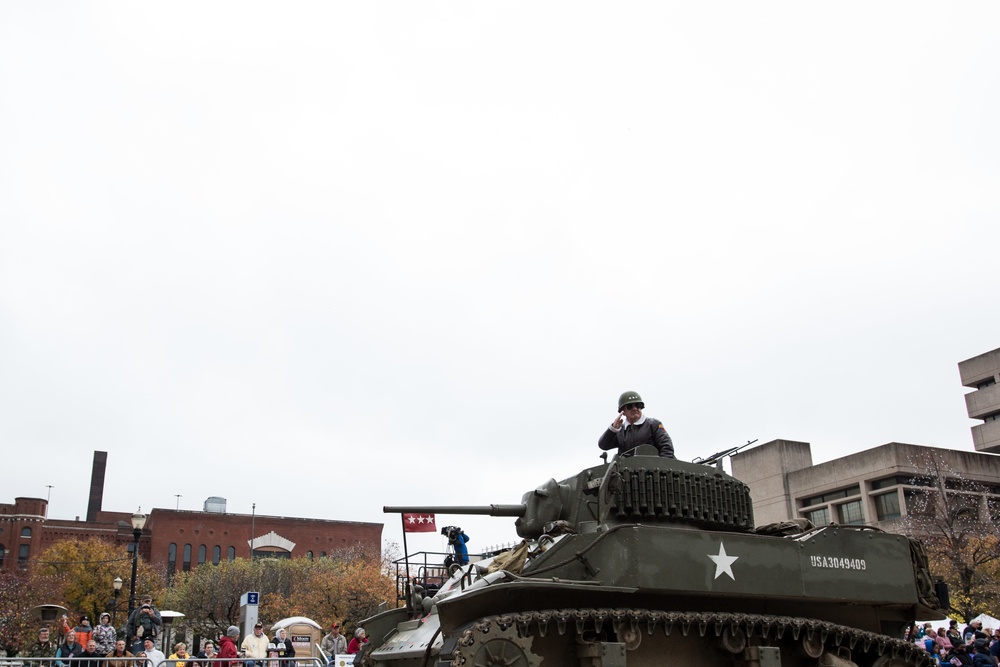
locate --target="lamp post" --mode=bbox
[112,576,123,626]
[250,503,256,560]
[127,510,147,618]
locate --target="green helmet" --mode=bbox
[618,391,644,411]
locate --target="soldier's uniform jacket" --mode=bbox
[598,415,675,458]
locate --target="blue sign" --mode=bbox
[247,592,259,605]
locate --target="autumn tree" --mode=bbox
[159,557,297,638]
[0,538,164,655]
[0,569,40,655]
[293,545,398,630]
[899,450,1000,620]
[33,538,166,630]
[160,544,399,639]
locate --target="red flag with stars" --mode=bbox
[403,513,437,533]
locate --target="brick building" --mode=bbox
[0,452,382,574]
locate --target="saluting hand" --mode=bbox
[612,411,624,429]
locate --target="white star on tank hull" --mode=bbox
[708,542,739,580]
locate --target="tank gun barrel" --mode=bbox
[384,504,526,517]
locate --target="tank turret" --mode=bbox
[361,445,947,667]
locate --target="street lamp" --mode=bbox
[112,576,123,626]
[127,510,147,618]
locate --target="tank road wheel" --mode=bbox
[454,623,539,667]
[465,637,529,667]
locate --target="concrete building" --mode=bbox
[959,346,1000,454]
[0,451,382,574]
[732,439,1000,528]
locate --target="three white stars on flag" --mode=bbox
[406,515,433,524]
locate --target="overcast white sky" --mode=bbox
[2,3,999,555]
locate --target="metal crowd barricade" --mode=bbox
[1,659,148,667]
[2,658,330,667]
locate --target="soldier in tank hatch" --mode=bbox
[598,390,675,458]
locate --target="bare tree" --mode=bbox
[898,450,1000,620]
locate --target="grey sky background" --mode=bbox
[2,3,998,555]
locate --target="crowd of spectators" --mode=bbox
[20,603,368,667]
[908,619,1000,667]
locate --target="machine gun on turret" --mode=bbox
[692,438,757,469]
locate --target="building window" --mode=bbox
[213,546,221,565]
[320,551,327,558]
[904,489,935,517]
[21,527,32,538]
[800,486,861,508]
[804,508,830,525]
[198,544,206,566]
[18,544,29,568]
[183,544,192,572]
[838,500,865,525]
[227,546,236,561]
[168,543,177,574]
[307,551,313,560]
[873,491,901,521]
[0,543,5,568]
[947,495,979,522]
[988,499,1000,523]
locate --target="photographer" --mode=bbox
[441,526,470,566]
[126,596,162,654]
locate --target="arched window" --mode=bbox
[213,546,221,565]
[306,551,313,560]
[227,546,236,561]
[18,544,29,568]
[198,545,206,565]
[320,551,327,558]
[21,527,32,538]
[183,544,192,572]
[0,543,6,568]
[167,543,177,574]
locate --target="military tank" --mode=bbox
[359,445,947,667]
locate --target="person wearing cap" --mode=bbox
[949,621,964,648]
[142,637,165,667]
[598,391,675,458]
[217,627,240,667]
[242,623,269,664]
[26,627,56,665]
[127,595,162,654]
[92,612,117,655]
[62,616,93,651]
[320,623,346,660]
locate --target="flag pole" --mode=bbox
[400,514,411,610]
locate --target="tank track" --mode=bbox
[452,609,933,667]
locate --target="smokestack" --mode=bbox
[87,451,108,522]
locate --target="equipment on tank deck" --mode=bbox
[364,445,948,667]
